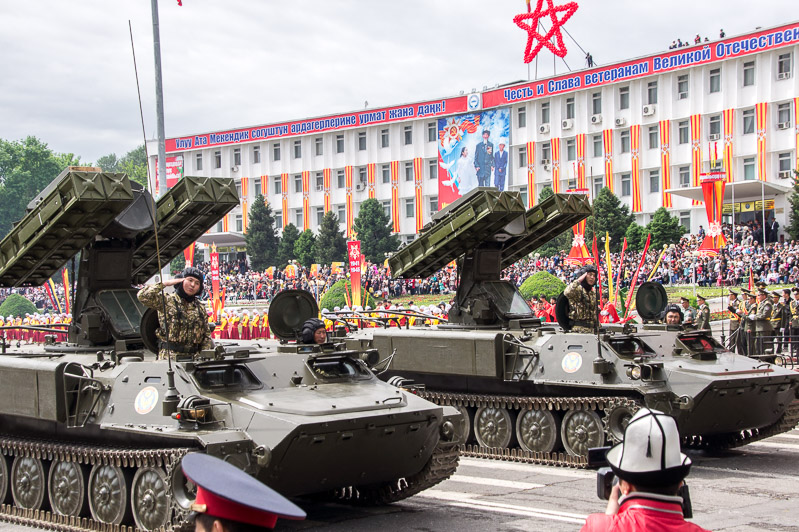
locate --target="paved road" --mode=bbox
[2,428,799,532]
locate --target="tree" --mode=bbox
[584,187,634,252]
[645,207,686,251]
[787,171,799,240]
[0,136,81,238]
[294,229,317,269]
[276,223,300,268]
[535,186,572,257]
[352,198,399,263]
[319,279,351,311]
[624,222,648,252]
[0,294,38,318]
[94,145,147,187]
[316,211,347,265]
[245,194,279,270]
[519,271,566,300]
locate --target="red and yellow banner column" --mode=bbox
[390,161,400,232]
[367,163,376,199]
[602,129,613,192]
[526,141,535,207]
[576,133,586,189]
[551,137,561,193]
[240,176,249,233]
[345,165,354,238]
[630,125,642,213]
[301,170,310,230]
[659,120,672,208]
[242,202,248,233]
[260,175,268,196]
[794,98,799,172]
[323,168,331,213]
[723,109,735,182]
[756,102,768,181]
[280,173,288,228]
[413,157,424,233]
[690,114,702,205]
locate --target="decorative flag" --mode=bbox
[348,241,362,308]
[624,233,651,320]
[756,102,768,181]
[630,125,642,212]
[61,268,71,315]
[265,266,274,279]
[748,268,754,291]
[604,233,613,302]
[260,175,268,196]
[413,157,424,232]
[690,114,702,205]
[345,166,354,238]
[367,163,376,199]
[613,238,627,306]
[722,109,735,182]
[222,214,229,233]
[647,245,668,281]
[526,141,536,207]
[659,120,672,208]
[565,188,591,265]
[331,262,343,275]
[183,244,195,268]
[592,235,602,302]
[390,160,400,232]
[280,173,289,228]
[301,170,310,230]
[794,98,799,173]
[323,169,331,213]
[551,137,561,193]
[697,174,727,256]
[602,129,613,192]
[285,264,297,279]
[575,134,586,189]
[240,176,248,199]
[210,243,220,316]
[48,278,63,314]
[310,264,319,278]
[242,202,248,233]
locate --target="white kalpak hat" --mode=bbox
[606,408,692,486]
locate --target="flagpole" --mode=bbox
[151,0,167,199]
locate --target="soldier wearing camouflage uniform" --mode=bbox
[137,267,213,360]
[564,265,598,333]
[695,294,710,331]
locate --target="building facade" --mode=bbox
[149,21,799,261]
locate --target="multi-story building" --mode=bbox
[149,21,799,262]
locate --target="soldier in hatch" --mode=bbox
[564,265,598,333]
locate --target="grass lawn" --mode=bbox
[663,283,793,301]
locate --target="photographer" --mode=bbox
[582,408,709,531]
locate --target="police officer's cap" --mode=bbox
[696,294,706,301]
[757,288,768,296]
[741,288,751,295]
[182,454,305,529]
[300,318,326,344]
[182,267,204,288]
[756,281,767,289]
[772,291,782,298]
[679,296,690,303]
[729,289,738,296]
[793,287,799,294]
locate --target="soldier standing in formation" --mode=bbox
[748,288,774,358]
[564,265,598,333]
[770,291,788,354]
[727,290,741,353]
[790,287,799,356]
[736,290,757,356]
[695,294,710,330]
[680,297,696,328]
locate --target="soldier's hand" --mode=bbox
[578,272,587,282]
[163,278,183,287]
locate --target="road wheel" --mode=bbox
[48,460,89,517]
[561,409,604,457]
[0,454,9,505]
[88,464,132,525]
[132,467,170,531]
[516,408,561,453]
[11,456,48,510]
[474,406,515,449]
[454,405,472,445]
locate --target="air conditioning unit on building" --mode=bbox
[539,123,551,134]
[642,104,656,116]
[614,117,626,127]
[777,71,791,80]
[316,185,324,191]
[709,133,720,141]
[231,165,239,172]
[779,170,792,179]
[540,159,550,166]
[355,183,365,192]
[778,122,791,130]
[591,114,603,124]
[543,163,551,172]
[562,118,574,130]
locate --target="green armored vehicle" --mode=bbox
[0,168,460,531]
[339,187,799,465]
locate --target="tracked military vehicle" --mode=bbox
[0,168,460,532]
[339,187,799,466]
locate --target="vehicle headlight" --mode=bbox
[626,366,642,380]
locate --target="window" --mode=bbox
[593,134,602,157]
[709,68,721,93]
[743,61,755,86]
[593,176,603,197]
[779,152,792,173]
[743,157,755,180]
[358,166,367,187]
[742,108,755,134]
[195,153,203,171]
[233,148,241,166]
[315,172,323,189]
[621,174,631,196]
[541,102,550,124]
[382,164,390,183]
[676,75,689,100]
[294,210,303,229]
[358,132,366,151]
[566,139,576,161]
[649,169,660,193]
[565,97,575,119]
[275,212,283,228]
[273,176,281,195]
[541,142,551,163]
[567,179,576,190]
[429,196,438,214]
[518,145,527,167]
[404,125,413,145]
[592,92,602,114]
[315,207,324,226]
[517,106,527,128]
[336,204,346,221]
[678,121,689,144]
[215,220,223,233]
[620,130,630,153]
[709,115,721,137]
[778,102,791,126]
[337,170,345,188]
[336,135,344,153]
[294,174,302,193]
[679,166,690,187]
[214,150,221,169]
[381,129,389,148]
[429,159,437,179]
[404,198,414,218]
[619,86,630,110]
[519,186,528,207]
[315,137,323,156]
[272,143,280,161]
[427,122,437,142]
[647,81,658,104]
[381,200,391,218]
[778,53,792,78]
[404,162,413,181]
[648,125,659,149]
[679,211,690,232]
[252,145,260,164]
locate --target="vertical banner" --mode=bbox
[260,175,268,196]
[301,170,310,230]
[630,125,642,212]
[183,244,195,268]
[390,160,400,232]
[323,168,331,213]
[242,202,248,233]
[526,141,536,207]
[240,176,248,199]
[61,268,71,315]
[367,163,376,199]
[155,155,184,190]
[210,244,220,318]
[690,114,702,205]
[756,102,768,181]
[222,214,229,232]
[604,233,613,302]
[280,173,289,228]
[576,133,586,189]
[602,129,614,192]
[345,165,354,238]
[659,120,672,208]
[794,98,799,173]
[348,241,362,308]
[551,137,561,193]
[565,188,591,265]
[413,157,424,233]
[723,108,735,182]
[44,281,59,313]
[697,175,727,256]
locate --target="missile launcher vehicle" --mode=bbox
[0,168,460,531]
[338,187,799,466]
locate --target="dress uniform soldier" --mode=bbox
[564,265,599,333]
[770,291,787,354]
[182,453,305,532]
[790,287,799,356]
[727,290,741,352]
[737,290,756,357]
[748,288,774,358]
[695,294,710,331]
[781,289,792,354]
[680,297,696,328]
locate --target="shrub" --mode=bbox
[0,294,39,318]
[319,280,352,311]
[519,271,566,301]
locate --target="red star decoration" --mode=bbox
[514,0,579,64]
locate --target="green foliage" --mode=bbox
[645,207,686,251]
[319,279,351,310]
[352,198,399,263]
[535,186,572,256]
[170,243,198,274]
[624,222,648,252]
[294,229,317,269]
[0,294,38,318]
[276,224,300,269]
[519,271,566,300]
[94,145,147,187]
[0,136,81,238]
[245,195,279,270]
[316,211,347,265]
[787,171,799,241]
[584,188,634,252]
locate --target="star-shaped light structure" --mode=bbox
[514,0,578,64]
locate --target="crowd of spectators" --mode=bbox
[668,29,725,49]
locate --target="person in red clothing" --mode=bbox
[599,297,620,324]
[581,408,709,532]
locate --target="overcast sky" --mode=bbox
[0,0,795,164]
